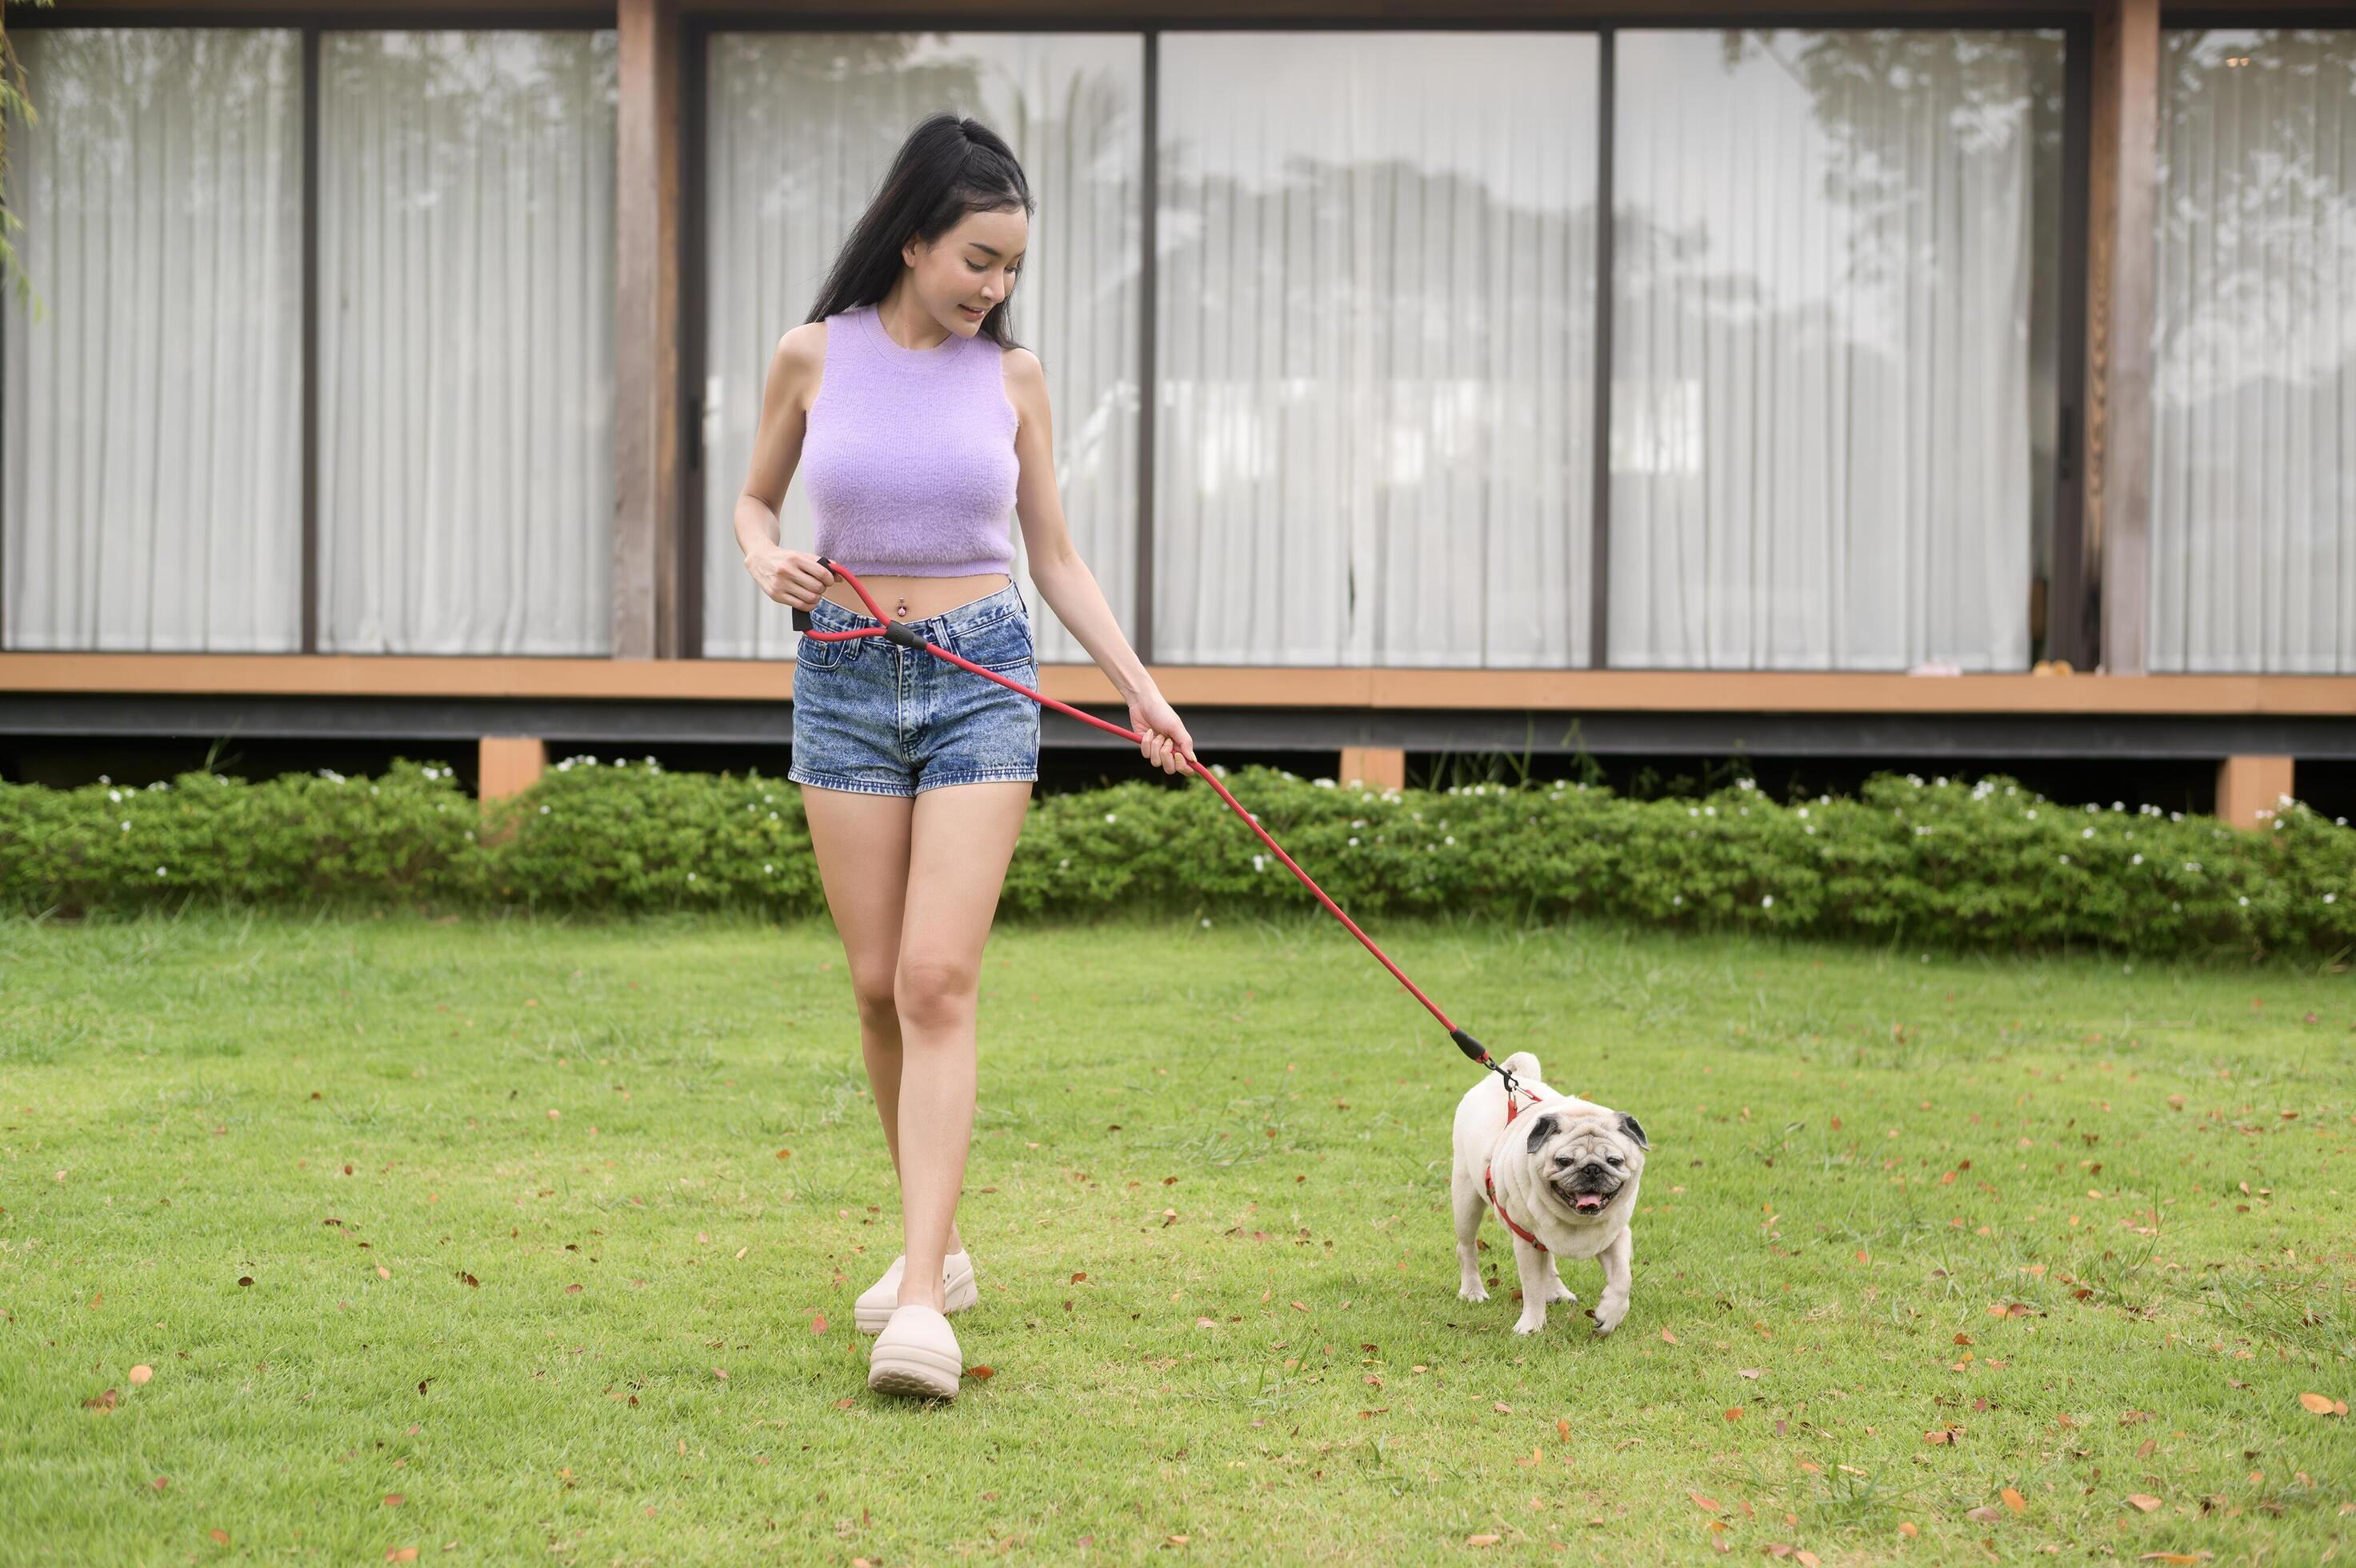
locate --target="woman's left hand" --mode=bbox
[1128,683,1196,776]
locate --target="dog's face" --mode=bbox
[1520,1105,1648,1222]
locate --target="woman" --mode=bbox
[734,113,1196,1402]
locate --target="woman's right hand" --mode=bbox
[747,547,835,611]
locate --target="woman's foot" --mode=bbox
[854,1249,978,1334]
[867,1302,962,1400]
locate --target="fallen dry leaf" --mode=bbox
[811,1315,827,1336]
[382,1493,404,1507]
[966,1366,994,1380]
[2126,1494,2163,1513]
[2297,1392,2346,1417]
[1466,1535,1501,1548]
[1660,1328,1678,1345]
[127,1365,153,1386]
[2002,1487,2026,1514]
[1690,1492,1724,1514]
[1965,1505,2004,1523]
[2136,1555,2210,1565]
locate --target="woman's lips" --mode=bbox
[961,304,986,318]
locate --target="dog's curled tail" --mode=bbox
[1499,1050,1542,1085]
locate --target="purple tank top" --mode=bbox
[801,302,1022,578]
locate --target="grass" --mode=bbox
[0,907,2350,1565]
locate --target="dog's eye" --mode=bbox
[1606,1155,1623,1166]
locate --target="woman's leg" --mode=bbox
[890,778,1033,1310]
[801,782,962,1255]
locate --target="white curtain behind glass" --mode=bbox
[1611,30,2054,671]
[700,33,1142,663]
[3,29,303,652]
[1154,33,1598,668]
[2152,30,2356,673]
[317,30,616,655]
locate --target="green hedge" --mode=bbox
[4,757,2351,956]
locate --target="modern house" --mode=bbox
[3,2,2350,822]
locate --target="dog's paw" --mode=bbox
[1590,1302,1626,1337]
[1510,1313,1546,1336]
[1458,1281,1490,1304]
[1546,1278,1577,1304]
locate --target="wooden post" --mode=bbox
[614,0,683,660]
[479,737,548,804]
[2083,0,2161,675]
[2215,755,2294,831]
[1338,746,1406,791]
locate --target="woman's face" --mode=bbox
[903,207,1027,335]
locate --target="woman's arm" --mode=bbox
[1002,346,1195,775]
[736,325,835,611]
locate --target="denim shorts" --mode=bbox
[787,579,1041,798]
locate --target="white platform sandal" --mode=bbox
[854,1249,977,1334]
[866,1302,963,1401]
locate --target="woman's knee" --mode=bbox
[850,967,899,1027]
[893,954,978,1031]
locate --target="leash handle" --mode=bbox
[787,556,1478,1048]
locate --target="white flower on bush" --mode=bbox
[2082,827,2094,839]
[1058,858,1071,870]
[1347,837,1359,847]
[156,866,166,877]
[1671,895,1682,906]
[2238,896,2250,907]
[121,822,130,832]
[1443,835,1454,846]
[1104,813,1117,824]
[2059,854,2070,864]
[1761,895,1774,909]
[2131,854,2143,866]
[2326,894,2338,905]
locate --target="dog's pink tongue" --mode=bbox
[1575,1194,1604,1211]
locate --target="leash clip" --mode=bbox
[1450,1026,1518,1097]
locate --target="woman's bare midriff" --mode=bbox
[820,571,1012,621]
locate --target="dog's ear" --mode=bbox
[1523,1113,1559,1156]
[1618,1112,1650,1150]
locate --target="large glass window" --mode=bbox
[317,30,618,654]
[699,32,1144,663]
[2,29,304,652]
[2152,29,2356,674]
[1154,32,1601,667]
[1609,30,2064,671]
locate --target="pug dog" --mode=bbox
[1449,1050,1648,1336]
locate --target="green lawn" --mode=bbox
[2,910,2350,1565]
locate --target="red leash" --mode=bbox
[792,556,1511,1087]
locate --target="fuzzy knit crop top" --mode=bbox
[800,302,1022,578]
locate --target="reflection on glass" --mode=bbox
[699,33,1142,663]
[2152,30,2356,673]
[1154,32,1600,668]
[1610,30,2062,672]
[3,29,303,652]
[317,30,618,655]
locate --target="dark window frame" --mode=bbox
[1,8,616,658]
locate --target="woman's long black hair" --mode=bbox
[807,112,1033,351]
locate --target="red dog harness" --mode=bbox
[1483,1085,1553,1253]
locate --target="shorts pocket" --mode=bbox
[953,611,1035,674]
[795,627,851,670]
